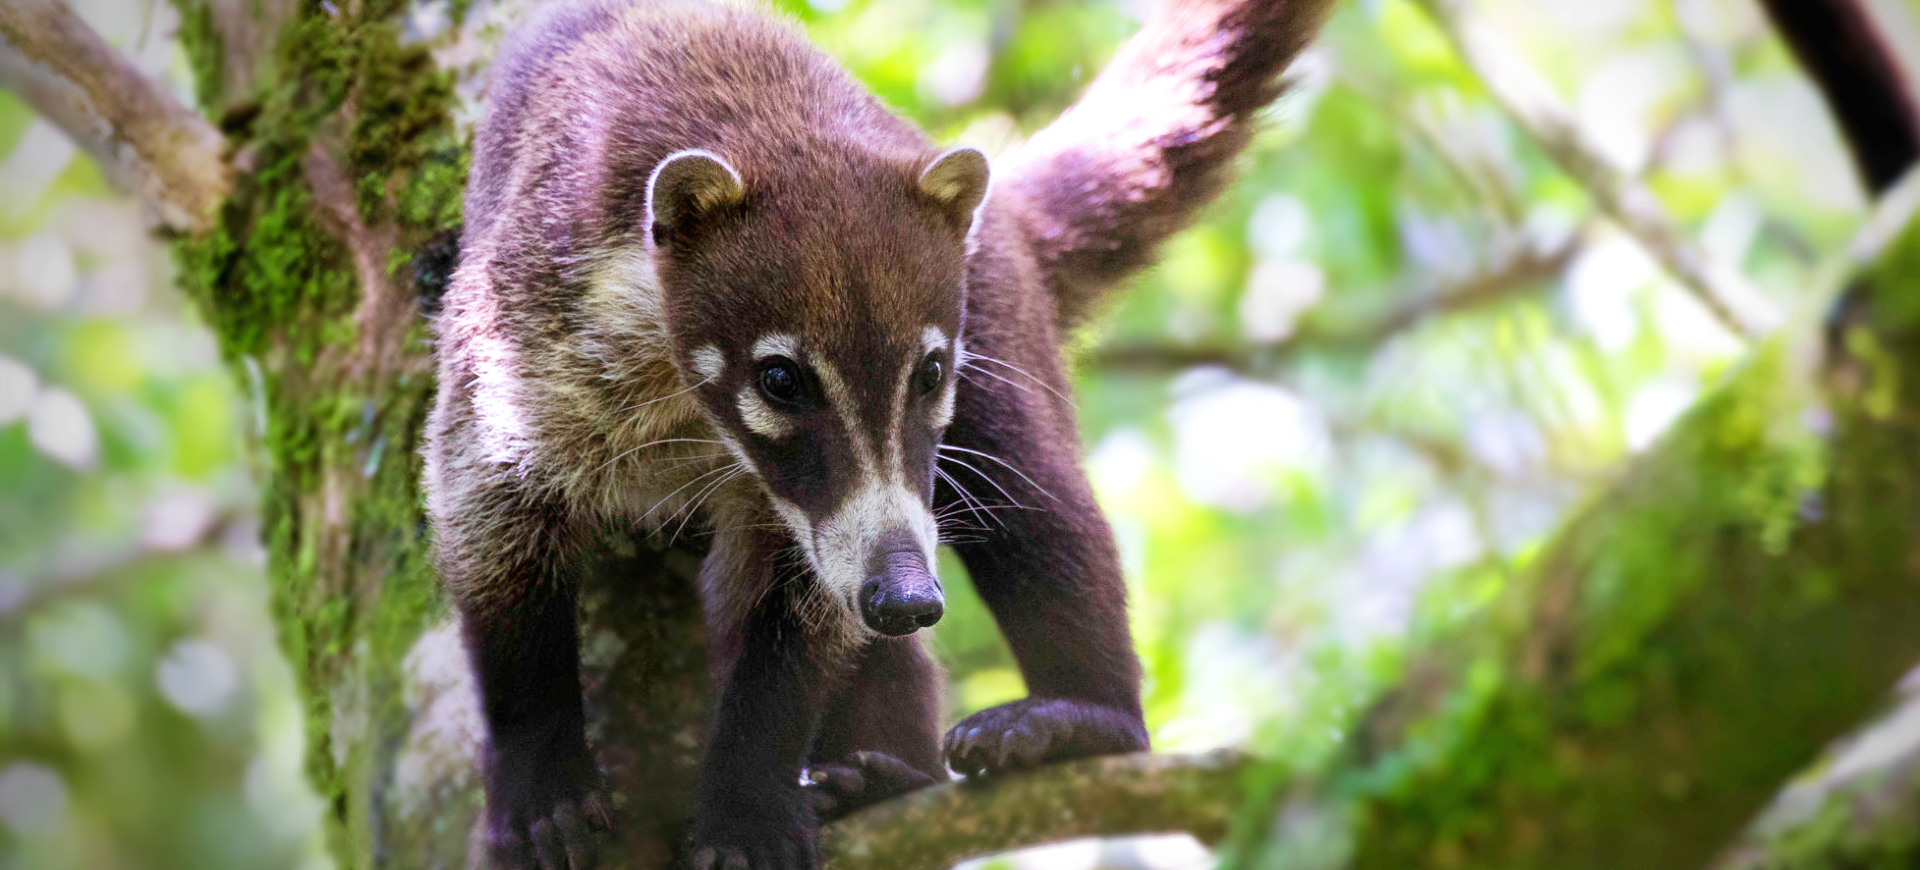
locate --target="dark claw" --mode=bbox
[691,845,780,870]
[554,802,594,869]
[580,792,616,831]
[810,763,866,797]
[530,817,564,870]
[801,764,857,817]
[485,786,614,869]
[960,726,984,760]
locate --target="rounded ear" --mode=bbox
[917,146,991,231]
[647,149,745,244]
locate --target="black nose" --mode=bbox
[860,550,944,636]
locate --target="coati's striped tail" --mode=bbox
[1754,0,1919,197]
[999,0,1338,329]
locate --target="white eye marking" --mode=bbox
[886,349,918,474]
[929,332,959,429]
[718,433,759,476]
[753,333,801,363]
[931,379,956,429]
[691,345,725,382]
[921,326,949,356]
[736,385,794,440]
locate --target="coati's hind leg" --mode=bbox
[437,492,611,870]
[804,637,944,820]
[935,332,1149,777]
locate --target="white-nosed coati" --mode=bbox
[424,0,1330,867]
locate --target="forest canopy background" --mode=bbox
[0,0,1915,868]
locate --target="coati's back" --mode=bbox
[463,0,925,255]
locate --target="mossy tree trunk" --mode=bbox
[1233,222,1920,870]
[160,1,723,866]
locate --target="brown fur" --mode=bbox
[1006,0,1334,327]
[423,0,1332,867]
[1755,0,1919,196]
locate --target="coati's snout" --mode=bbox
[861,539,944,635]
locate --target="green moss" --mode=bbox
[177,149,359,360]
[348,30,458,220]
[1327,342,1884,869]
[1870,219,1920,333]
[170,0,226,111]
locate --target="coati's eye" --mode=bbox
[756,357,806,407]
[915,354,944,396]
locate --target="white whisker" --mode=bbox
[939,443,1059,502]
[669,465,748,545]
[936,453,1029,512]
[963,352,1076,408]
[961,364,1033,397]
[934,466,997,529]
[655,450,733,467]
[638,461,742,525]
[595,437,729,475]
[614,376,712,415]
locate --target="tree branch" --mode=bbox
[1288,219,1920,868]
[822,751,1256,870]
[1709,667,1920,870]
[1408,0,1780,338]
[0,0,229,234]
[1088,229,1582,377]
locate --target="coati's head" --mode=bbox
[647,145,991,636]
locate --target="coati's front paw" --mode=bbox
[944,697,1148,777]
[482,737,614,870]
[484,789,614,870]
[690,821,817,870]
[802,750,939,821]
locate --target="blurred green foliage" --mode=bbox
[0,0,1887,867]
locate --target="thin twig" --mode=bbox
[1090,229,1583,376]
[1409,0,1780,338]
